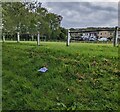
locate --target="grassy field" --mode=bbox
[2,41,119,110]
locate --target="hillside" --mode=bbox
[2,42,119,110]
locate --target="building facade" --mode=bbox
[70,27,115,41]
[98,31,113,38]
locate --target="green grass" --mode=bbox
[2,41,119,110]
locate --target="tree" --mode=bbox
[2,1,64,44]
[2,2,28,42]
[24,2,50,45]
[59,27,67,41]
[46,13,63,40]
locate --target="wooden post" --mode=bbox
[66,29,70,46]
[37,31,40,46]
[17,32,20,43]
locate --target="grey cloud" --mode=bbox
[42,2,118,28]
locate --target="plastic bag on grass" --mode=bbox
[38,67,48,73]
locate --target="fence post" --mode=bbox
[66,29,70,46]
[113,26,118,47]
[2,33,5,42]
[37,31,40,46]
[17,32,20,43]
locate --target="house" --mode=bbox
[69,27,119,41]
[98,30,113,39]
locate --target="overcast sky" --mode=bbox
[42,2,118,28]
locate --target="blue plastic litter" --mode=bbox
[38,67,48,73]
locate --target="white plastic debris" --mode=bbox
[38,67,48,73]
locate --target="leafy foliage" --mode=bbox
[2,2,66,41]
